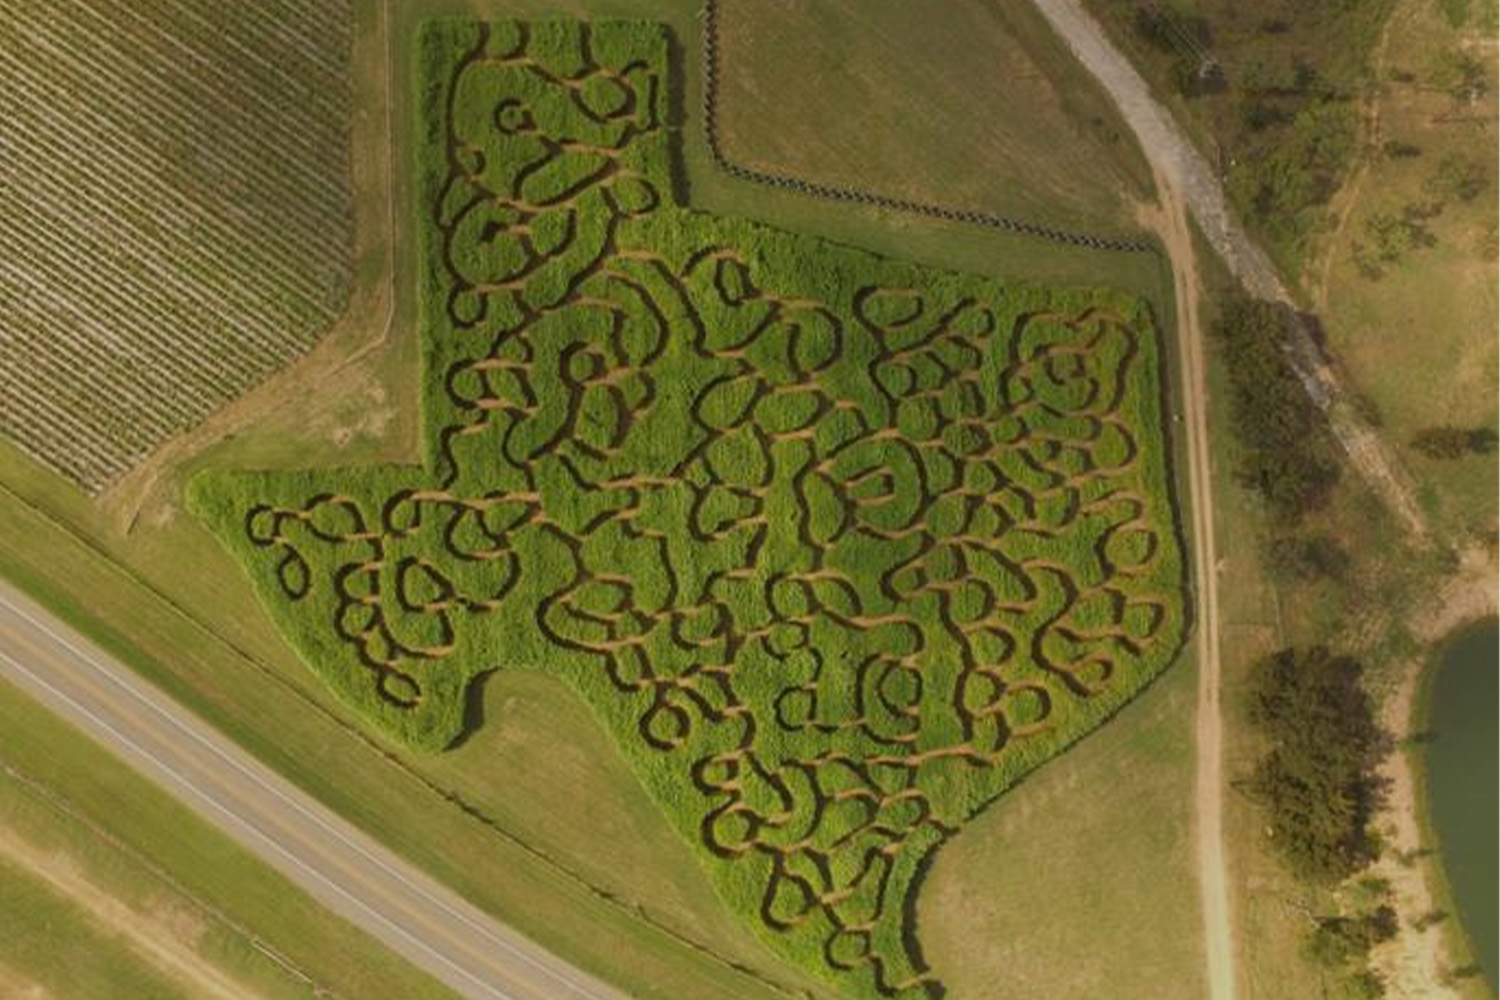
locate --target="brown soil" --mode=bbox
[1138,173,1236,1000]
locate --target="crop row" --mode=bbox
[0,0,354,492]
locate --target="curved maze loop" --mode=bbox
[197,20,1185,1000]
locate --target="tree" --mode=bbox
[1268,533,1351,582]
[1215,299,1341,518]
[1425,154,1488,204]
[1247,647,1390,884]
[1412,425,1498,459]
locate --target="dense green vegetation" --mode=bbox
[1245,647,1389,886]
[1089,0,1399,273]
[190,19,1186,1000]
[1212,298,1340,520]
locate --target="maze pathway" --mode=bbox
[191,20,1186,1000]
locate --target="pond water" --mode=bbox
[1426,620,1498,990]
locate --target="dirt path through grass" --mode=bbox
[0,822,268,1000]
[1142,174,1236,1000]
[1308,14,1396,313]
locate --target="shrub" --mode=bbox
[1213,298,1340,519]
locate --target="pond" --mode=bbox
[1425,619,1498,991]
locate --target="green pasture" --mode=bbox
[711,0,1154,234]
[189,19,1187,999]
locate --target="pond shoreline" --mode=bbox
[1411,618,1499,994]
[1369,551,1498,1000]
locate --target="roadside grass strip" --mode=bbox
[191,20,1187,999]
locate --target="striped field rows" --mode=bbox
[0,0,353,491]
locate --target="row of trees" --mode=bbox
[1213,298,1341,519]
[1247,647,1395,998]
[1246,646,1391,885]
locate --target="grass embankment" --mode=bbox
[0,676,459,1000]
[919,652,1204,1000]
[187,18,1186,998]
[0,859,198,1000]
[0,1,1195,997]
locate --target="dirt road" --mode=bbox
[1028,0,1428,540]
[1141,175,1236,1000]
[0,580,632,1000]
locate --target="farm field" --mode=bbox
[711,0,1154,236]
[0,0,354,492]
[0,2,1200,999]
[188,18,1187,999]
[0,674,460,1000]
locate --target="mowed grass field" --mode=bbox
[1316,0,1498,543]
[0,1,1198,998]
[0,676,460,1000]
[714,0,1154,234]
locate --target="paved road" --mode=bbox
[1029,0,1428,539]
[0,580,633,1000]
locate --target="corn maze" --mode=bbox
[191,20,1186,1000]
[0,0,352,492]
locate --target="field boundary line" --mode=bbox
[0,479,810,1000]
[698,0,1155,254]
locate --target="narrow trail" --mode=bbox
[1144,175,1235,1000]
[1028,0,1429,541]
[1309,14,1396,313]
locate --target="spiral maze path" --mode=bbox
[191,20,1186,1000]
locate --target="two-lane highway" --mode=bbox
[0,580,633,1000]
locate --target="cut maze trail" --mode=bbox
[192,19,1187,1000]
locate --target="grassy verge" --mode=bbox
[0,858,197,1000]
[0,675,460,1000]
